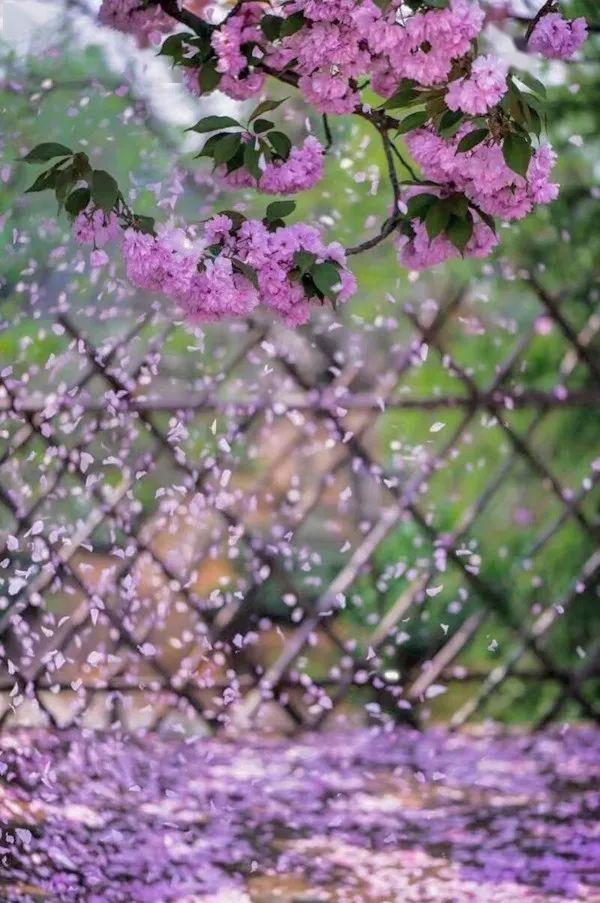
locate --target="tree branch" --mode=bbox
[156,0,213,37]
[345,216,402,256]
[84,1,424,260]
[380,127,401,208]
[322,114,333,151]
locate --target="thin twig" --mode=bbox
[322,114,333,151]
[389,140,420,182]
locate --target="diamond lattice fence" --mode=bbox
[1,275,599,734]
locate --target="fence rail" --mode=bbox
[0,274,599,734]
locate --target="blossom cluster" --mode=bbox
[100,1,589,83]
[210,1,267,100]
[529,12,588,60]
[445,53,509,116]
[394,122,559,271]
[74,206,356,326]
[262,0,486,113]
[74,207,122,248]
[221,135,325,195]
[406,126,559,223]
[98,0,590,129]
[98,0,173,47]
[397,189,499,272]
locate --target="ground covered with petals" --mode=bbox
[1,726,598,902]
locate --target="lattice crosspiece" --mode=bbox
[1,270,599,734]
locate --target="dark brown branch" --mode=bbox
[322,114,333,151]
[345,216,402,256]
[156,0,213,37]
[380,127,401,207]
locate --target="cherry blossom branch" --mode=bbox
[154,0,414,260]
[19,0,591,323]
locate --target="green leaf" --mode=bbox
[446,214,473,252]
[198,63,221,94]
[73,152,92,180]
[477,208,497,233]
[456,129,488,153]
[396,110,429,134]
[261,14,283,41]
[293,250,317,275]
[438,108,464,138]
[225,144,245,174]
[22,143,73,163]
[311,261,342,299]
[439,109,462,130]
[444,194,469,218]
[526,105,542,138]
[212,133,243,166]
[253,118,274,134]
[265,199,296,223]
[24,169,57,193]
[196,132,226,159]
[158,33,187,59]
[406,192,438,219]
[269,130,292,159]
[249,97,287,122]
[424,200,451,241]
[55,169,76,207]
[426,95,447,117]
[502,132,532,177]
[64,186,91,217]
[218,209,246,230]
[514,70,546,99]
[188,115,240,133]
[133,215,156,236]
[243,142,262,180]
[91,170,119,213]
[379,81,419,110]
[258,138,273,164]
[280,12,305,37]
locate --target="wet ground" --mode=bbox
[1,725,598,902]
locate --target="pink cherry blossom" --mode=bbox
[74,207,122,247]
[118,214,355,326]
[446,54,508,115]
[529,13,588,60]
[98,0,173,47]
[406,126,559,222]
[221,136,325,195]
[210,1,266,99]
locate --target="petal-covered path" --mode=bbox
[1,726,598,902]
